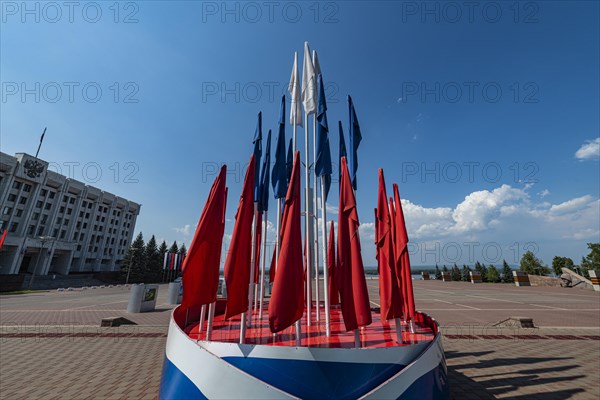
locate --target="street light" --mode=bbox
[28,236,55,290]
[125,246,141,284]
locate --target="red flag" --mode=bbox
[268,151,304,333]
[375,169,402,320]
[180,166,227,312]
[388,197,404,319]
[224,156,256,319]
[0,229,7,250]
[169,252,175,270]
[392,183,415,321]
[337,157,372,331]
[254,212,262,283]
[327,220,340,305]
[269,245,276,283]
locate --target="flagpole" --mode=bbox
[35,127,46,158]
[248,203,259,327]
[293,123,297,151]
[320,179,331,336]
[258,210,268,320]
[395,317,402,343]
[275,199,282,272]
[206,301,215,340]
[312,112,320,323]
[199,304,206,333]
[304,111,312,327]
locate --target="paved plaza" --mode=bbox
[1,281,599,399]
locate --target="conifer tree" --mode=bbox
[502,260,514,283]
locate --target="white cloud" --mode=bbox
[575,138,600,160]
[549,195,593,215]
[451,185,528,233]
[538,189,550,198]
[173,224,191,236]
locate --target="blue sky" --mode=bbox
[2,1,599,267]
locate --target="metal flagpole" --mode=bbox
[275,199,282,272]
[293,123,297,151]
[312,112,320,322]
[395,317,402,343]
[258,210,268,320]
[320,179,331,336]
[206,302,216,341]
[199,304,206,333]
[247,203,259,327]
[304,111,312,326]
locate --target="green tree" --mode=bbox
[486,264,500,283]
[551,256,574,276]
[580,243,600,278]
[434,264,442,280]
[461,265,471,282]
[442,265,448,273]
[502,260,514,283]
[144,235,162,282]
[520,251,551,275]
[475,261,488,282]
[179,243,188,257]
[169,241,179,254]
[122,232,147,283]
[158,240,168,281]
[451,264,461,281]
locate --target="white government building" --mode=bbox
[0,152,140,276]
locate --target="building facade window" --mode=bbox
[23,184,32,192]
[7,194,16,202]
[12,181,22,190]
[9,222,18,232]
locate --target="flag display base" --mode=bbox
[159,302,449,399]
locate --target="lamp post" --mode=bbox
[28,236,55,290]
[125,246,140,284]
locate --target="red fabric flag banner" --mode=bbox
[268,151,304,333]
[392,183,415,322]
[327,220,340,306]
[337,157,372,332]
[224,156,256,319]
[375,169,402,321]
[180,165,228,313]
[0,229,7,250]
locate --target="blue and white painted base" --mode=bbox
[159,308,449,399]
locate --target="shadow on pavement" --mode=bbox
[447,351,587,399]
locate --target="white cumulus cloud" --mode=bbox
[575,138,600,160]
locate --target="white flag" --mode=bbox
[301,42,317,115]
[163,252,168,270]
[288,52,303,127]
[312,50,322,78]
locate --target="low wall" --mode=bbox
[528,275,561,287]
[0,274,26,292]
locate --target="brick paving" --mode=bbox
[1,281,599,399]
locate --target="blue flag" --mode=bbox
[286,137,293,184]
[272,96,287,199]
[259,130,272,213]
[315,74,332,201]
[348,96,362,190]
[253,112,263,201]
[338,120,347,185]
